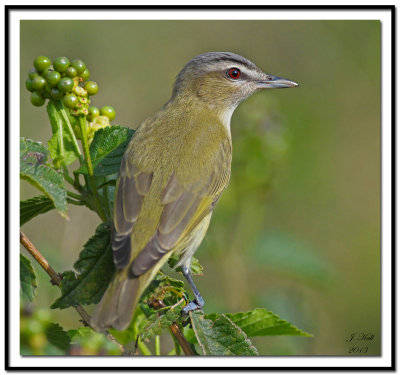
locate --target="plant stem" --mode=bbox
[149,299,194,356]
[57,101,82,162]
[155,335,161,356]
[63,166,75,187]
[20,231,62,285]
[77,115,107,221]
[102,177,112,220]
[137,340,152,356]
[19,231,124,352]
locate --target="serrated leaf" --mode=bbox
[20,195,55,226]
[47,101,81,168]
[20,254,37,302]
[45,322,71,351]
[20,138,67,218]
[190,311,258,356]
[51,222,115,309]
[206,308,311,337]
[140,299,185,342]
[77,125,134,176]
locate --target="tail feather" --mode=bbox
[90,252,173,332]
[90,274,139,332]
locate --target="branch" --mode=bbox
[19,230,123,351]
[149,299,194,356]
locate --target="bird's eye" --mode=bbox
[227,68,241,80]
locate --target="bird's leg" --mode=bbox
[181,266,204,314]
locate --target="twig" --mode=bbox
[19,231,123,352]
[149,299,194,356]
[20,231,62,285]
[170,322,194,356]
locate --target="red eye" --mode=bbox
[227,68,241,79]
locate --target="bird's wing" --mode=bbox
[112,138,231,275]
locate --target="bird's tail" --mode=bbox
[90,271,140,332]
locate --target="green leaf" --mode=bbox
[20,195,55,226]
[140,299,185,342]
[206,308,311,337]
[45,322,71,351]
[76,125,134,176]
[139,272,187,318]
[20,254,37,302]
[168,254,204,276]
[51,222,115,309]
[190,311,258,356]
[20,138,67,218]
[47,101,81,168]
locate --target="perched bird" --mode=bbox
[91,52,298,331]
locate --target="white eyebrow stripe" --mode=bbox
[206,61,260,78]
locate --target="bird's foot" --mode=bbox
[182,296,204,315]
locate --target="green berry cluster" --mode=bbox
[26,55,99,116]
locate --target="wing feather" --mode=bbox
[113,138,231,275]
[112,156,153,269]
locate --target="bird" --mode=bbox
[90,51,298,331]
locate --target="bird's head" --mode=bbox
[172,52,298,113]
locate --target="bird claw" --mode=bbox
[182,299,203,315]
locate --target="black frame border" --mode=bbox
[5,5,395,371]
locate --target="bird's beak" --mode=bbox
[257,74,299,89]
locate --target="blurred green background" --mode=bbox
[20,20,380,356]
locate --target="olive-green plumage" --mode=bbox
[90,52,298,331]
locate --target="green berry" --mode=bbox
[28,68,39,80]
[84,81,98,96]
[100,105,116,121]
[31,91,45,107]
[33,56,51,73]
[80,69,90,81]
[25,78,34,92]
[58,77,74,93]
[53,56,70,73]
[66,67,78,78]
[71,59,86,75]
[32,76,46,90]
[51,88,63,100]
[41,67,52,78]
[42,85,52,98]
[63,93,78,108]
[45,71,61,87]
[87,106,100,121]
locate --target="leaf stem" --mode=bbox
[63,166,75,187]
[56,101,82,161]
[66,198,84,206]
[67,191,82,200]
